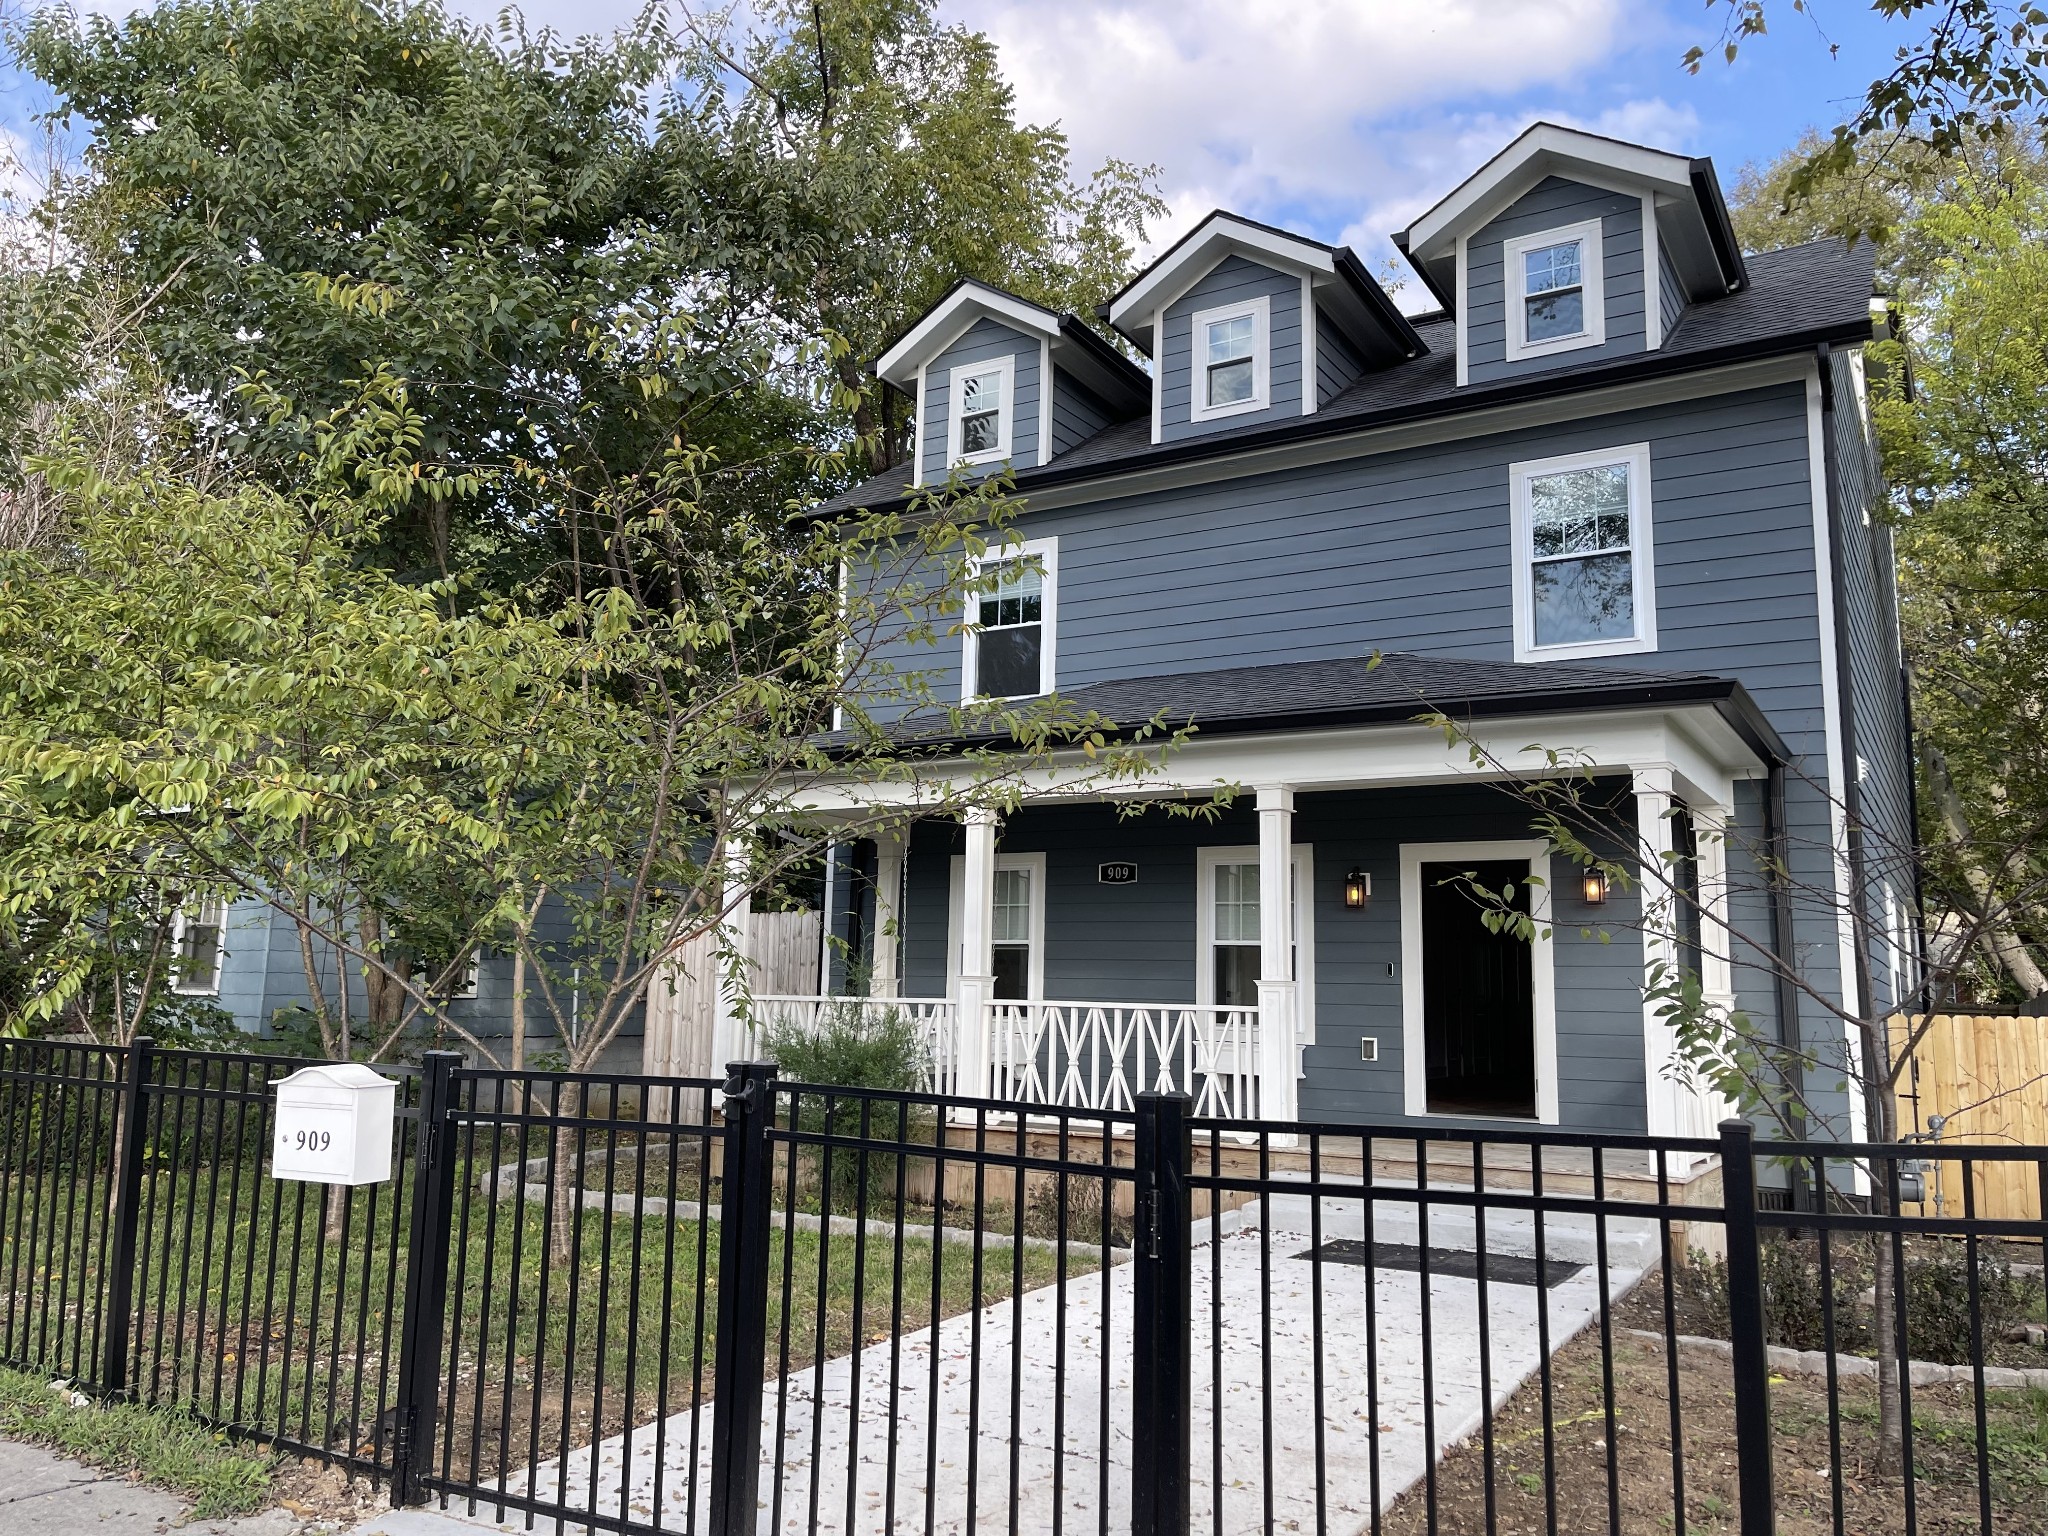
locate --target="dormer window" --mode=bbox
[1503,219,1605,362]
[949,356,1014,465]
[1189,296,1269,422]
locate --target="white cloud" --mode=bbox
[950,0,1702,266]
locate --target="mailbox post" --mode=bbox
[272,1063,397,1185]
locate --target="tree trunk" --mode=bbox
[549,1078,584,1264]
[1921,740,2048,994]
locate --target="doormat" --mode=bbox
[1295,1238,1584,1289]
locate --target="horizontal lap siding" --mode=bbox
[1051,367,1115,459]
[1658,239,1688,340]
[1316,313,1367,407]
[1466,177,1647,386]
[1160,255,1303,440]
[920,317,1041,482]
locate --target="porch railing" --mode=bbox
[746,993,961,1095]
[988,1000,1261,1118]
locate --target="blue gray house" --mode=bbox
[788,122,1911,1147]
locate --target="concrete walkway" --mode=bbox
[0,1438,300,1535]
[475,1196,1653,1536]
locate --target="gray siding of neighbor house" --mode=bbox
[1159,255,1304,441]
[864,373,1857,1135]
[209,897,646,1066]
[1465,177,1648,385]
[1315,312,1368,407]
[1051,367,1116,459]
[919,317,1042,482]
[891,786,1652,1135]
[1658,237,1688,342]
[1827,347,1919,1014]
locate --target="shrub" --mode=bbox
[759,999,930,1205]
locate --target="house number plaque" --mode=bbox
[1098,862,1139,885]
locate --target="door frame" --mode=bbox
[948,850,1047,1001]
[1399,838,1558,1124]
[1193,843,1316,1040]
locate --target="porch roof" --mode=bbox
[844,651,1786,765]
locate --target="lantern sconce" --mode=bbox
[1344,868,1372,911]
[1582,870,1609,906]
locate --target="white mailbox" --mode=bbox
[272,1063,397,1186]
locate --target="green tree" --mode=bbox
[1691,1,2048,231]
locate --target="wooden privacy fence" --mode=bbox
[641,909,822,1080]
[1892,1012,2048,1221]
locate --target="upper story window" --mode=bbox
[963,537,1057,699]
[1510,443,1657,662]
[1503,219,1605,363]
[1188,295,1269,423]
[948,355,1014,465]
[171,894,226,996]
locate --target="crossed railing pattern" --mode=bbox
[988,1000,1261,1117]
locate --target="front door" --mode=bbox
[1419,859,1537,1118]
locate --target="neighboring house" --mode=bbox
[784,122,1912,1149]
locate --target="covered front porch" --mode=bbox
[747,656,1780,1145]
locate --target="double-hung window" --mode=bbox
[1510,443,1656,660]
[964,537,1056,699]
[948,354,1014,465]
[1503,220,1605,361]
[171,894,226,996]
[1188,295,1269,422]
[991,867,1035,1001]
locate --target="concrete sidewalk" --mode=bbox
[0,1438,299,1535]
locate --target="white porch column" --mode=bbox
[1634,767,1680,1139]
[1256,784,1299,1122]
[871,827,907,999]
[712,841,754,1072]
[955,809,998,1098]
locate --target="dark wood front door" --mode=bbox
[1420,859,1537,1119]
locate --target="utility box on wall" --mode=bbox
[272,1063,398,1185]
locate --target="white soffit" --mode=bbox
[1404,123,1697,264]
[876,282,1061,389]
[1108,213,1337,350]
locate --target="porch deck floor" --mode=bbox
[497,1200,1646,1536]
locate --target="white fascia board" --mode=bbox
[876,284,1061,387]
[1109,215,1335,336]
[1405,124,1693,264]
[784,706,1756,815]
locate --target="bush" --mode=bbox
[759,999,930,1204]
[1677,1234,2044,1365]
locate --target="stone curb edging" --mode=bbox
[1626,1327,2048,1390]
[479,1157,1133,1264]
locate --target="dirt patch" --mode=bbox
[273,1457,387,1530]
[1382,1325,2048,1535]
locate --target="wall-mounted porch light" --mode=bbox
[1581,869,1609,906]
[1343,868,1371,910]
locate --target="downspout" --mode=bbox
[1816,344,1886,1137]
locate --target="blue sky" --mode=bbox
[4,0,1910,283]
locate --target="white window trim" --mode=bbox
[1188,294,1271,423]
[1503,218,1606,363]
[1193,843,1316,1040]
[428,947,483,1001]
[948,850,1046,1002]
[1509,441,1658,663]
[910,361,928,487]
[947,353,1016,467]
[961,535,1057,701]
[169,897,227,998]
[1398,839,1558,1125]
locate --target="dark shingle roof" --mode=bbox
[811,238,1873,518]
[838,651,1786,763]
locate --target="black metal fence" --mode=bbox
[2,1035,2045,1536]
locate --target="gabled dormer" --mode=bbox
[875,280,1150,486]
[1394,123,1749,389]
[1102,213,1423,444]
